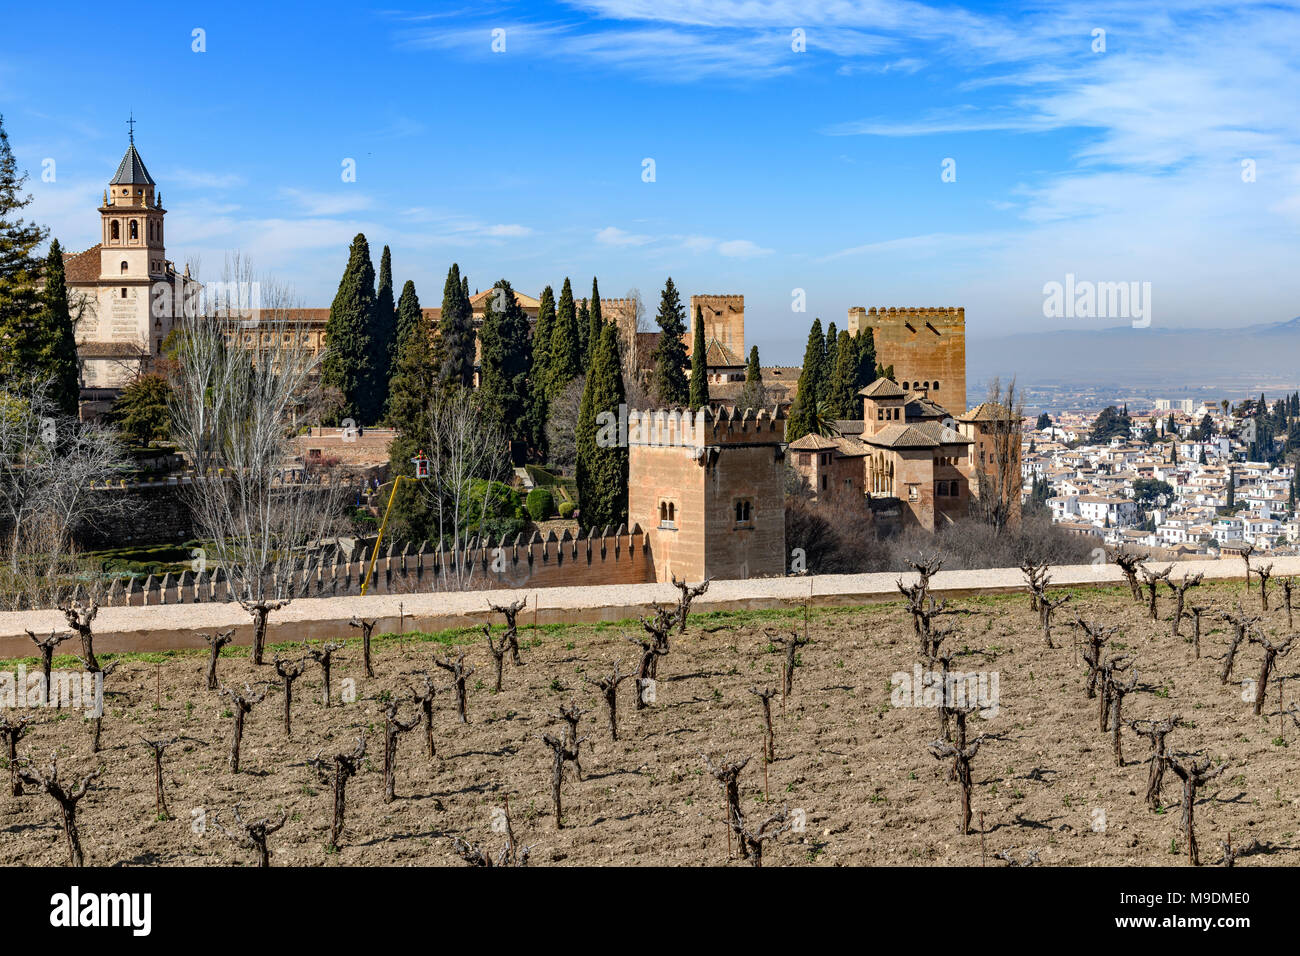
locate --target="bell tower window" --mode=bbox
[111,221,120,240]
[120,261,128,274]
[130,220,139,240]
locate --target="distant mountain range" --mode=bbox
[969,317,1300,389]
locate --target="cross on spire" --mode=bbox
[128,111,136,144]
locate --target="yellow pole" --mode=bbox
[361,475,406,596]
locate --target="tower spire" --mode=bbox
[128,111,136,144]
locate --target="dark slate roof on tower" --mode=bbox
[111,143,155,186]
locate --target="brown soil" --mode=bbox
[0,579,1295,867]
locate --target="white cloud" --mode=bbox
[596,225,654,246]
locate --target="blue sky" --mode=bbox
[2,0,1298,364]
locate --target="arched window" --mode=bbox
[130,220,139,240]
[933,380,940,390]
[120,261,128,274]
[111,221,120,240]
[922,381,930,390]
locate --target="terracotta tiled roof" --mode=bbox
[788,433,839,451]
[961,402,1011,422]
[63,245,102,283]
[858,378,904,399]
[865,424,941,449]
[704,339,745,368]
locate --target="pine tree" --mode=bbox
[853,328,877,393]
[370,245,397,416]
[438,264,475,388]
[787,318,826,441]
[37,239,82,417]
[576,322,627,533]
[650,277,689,406]
[478,279,533,449]
[0,114,50,389]
[108,373,171,445]
[739,345,767,410]
[1226,466,1236,509]
[689,304,709,410]
[321,233,377,425]
[547,277,581,398]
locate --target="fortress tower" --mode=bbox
[687,294,744,359]
[627,405,786,582]
[847,306,966,413]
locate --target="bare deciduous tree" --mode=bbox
[24,629,70,701]
[1076,617,1120,699]
[1188,605,1210,659]
[1111,546,1148,603]
[772,631,812,698]
[483,625,508,693]
[1247,631,1293,716]
[410,674,438,758]
[929,728,987,835]
[309,735,365,851]
[348,617,377,678]
[584,661,631,740]
[304,641,345,707]
[219,682,267,773]
[0,713,36,796]
[1140,565,1172,621]
[19,753,101,866]
[670,575,710,633]
[272,656,307,738]
[1040,593,1071,648]
[538,708,588,829]
[969,378,1023,534]
[1218,606,1259,685]
[0,377,133,611]
[451,797,531,867]
[732,807,794,868]
[1255,562,1274,612]
[1129,716,1181,810]
[200,628,235,691]
[212,803,288,868]
[169,255,344,665]
[703,754,751,859]
[1166,573,1204,639]
[382,700,422,803]
[139,736,180,819]
[434,650,474,723]
[487,597,528,665]
[1167,754,1227,866]
[749,686,778,762]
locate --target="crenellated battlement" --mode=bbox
[91,525,653,606]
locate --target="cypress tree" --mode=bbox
[368,245,397,420]
[38,239,82,417]
[853,329,877,393]
[826,330,856,419]
[526,285,556,460]
[478,279,533,449]
[321,233,377,425]
[786,318,826,441]
[824,321,839,389]
[739,345,767,410]
[577,300,591,368]
[0,114,49,388]
[650,277,689,406]
[689,304,709,410]
[547,277,581,398]
[588,278,603,355]
[438,264,475,387]
[385,281,427,426]
[576,322,627,532]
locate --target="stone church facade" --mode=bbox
[63,135,200,415]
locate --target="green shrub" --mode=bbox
[557,500,575,519]
[526,487,555,521]
[525,464,558,487]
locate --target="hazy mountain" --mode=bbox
[969,317,1300,388]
